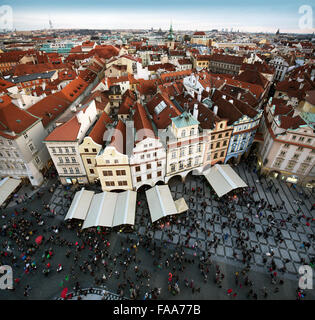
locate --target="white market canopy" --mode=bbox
[174,197,189,214]
[65,188,95,221]
[146,185,185,223]
[0,177,22,207]
[203,164,247,198]
[82,190,137,229]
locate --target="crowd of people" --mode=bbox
[0,159,314,301]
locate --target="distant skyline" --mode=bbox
[3,0,315,34]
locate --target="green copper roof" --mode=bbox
[300,112,315,129]
[171,111,199,128]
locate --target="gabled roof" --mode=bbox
[305,90,315,106]
[89,112,112,146]
[59,77,89,102]
[44,115,81,142]
[235,69,269,88]
[133,102,156,143]
[0,95,39,139]
[278,115,306,130]
[193,31,206,36]
[148,63,176,72]
[118,96,135,115]
[13,63,71,77]
[146,92,182,129]
[212,90,258,124]
[174,93,221,130]
[240,62,275,75]
[110,120,126,154]
[210,54,245,65]
[27,91,71,127]
[221,84,259,108]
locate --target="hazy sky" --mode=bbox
[3,0,315,33]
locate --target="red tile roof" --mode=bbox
[13,63,72,77]
[193,31,206,36]
[118,95,135,115]
[28,91,71,127]
[89,112,112,146]
[133,102,156,143]
[212,90,258,124]
[210,54,245,65]
[160,69,192,82]
[110,120,126,154]
[0,50,36,63]
[174,93,222,130]
[240,62,275,75]
[59,77,89,102]
[305,90,315,105]
[146,92,182,129]
[44,115,81,142]
[136,79,161,96]
[235,69,269,89]
[0,95,39,139]
[278,115,306,130]
[148,63,176,72]
[220,84,259,108]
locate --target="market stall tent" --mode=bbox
[0,177,22,207]
[174,197,189,214]
[65,188,95,221]
[203,164,247,198]
[145,185,180,223]
[82,190,137,229]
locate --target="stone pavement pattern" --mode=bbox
[0,163,314,301]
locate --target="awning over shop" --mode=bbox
[65,188,95,221]
[146,185,180,223]
[203,164,247,198]
[82,190,137,229]
[0,177,22,207]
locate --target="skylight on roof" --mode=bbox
[154,101,167,115]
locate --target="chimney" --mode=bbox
[237,92,242,100]
[222,95,226,99]
[193,103,199,120]
[229,99,233,104]
[213,105,218,115]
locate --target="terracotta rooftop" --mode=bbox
[210,54,245,65]
[109,120,126,154]
[0,95,39,139]
[59,77,89,102]
[89,112,112,146]
[235,69,269,89]
[133,102,156,143]
[28,91,71,127]
[13,63,71,77]
[44,115,81,142]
